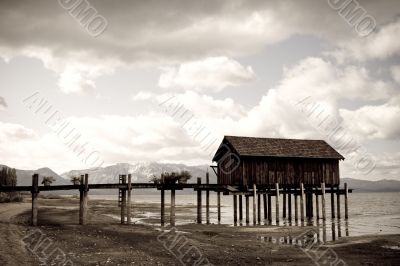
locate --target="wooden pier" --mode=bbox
[0,174,352,227]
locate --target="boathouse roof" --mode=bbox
[212,136,344,161]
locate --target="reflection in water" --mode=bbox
[257,218,350,245]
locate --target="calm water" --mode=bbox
[90,191,400,242]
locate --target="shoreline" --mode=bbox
[0,198,399,265]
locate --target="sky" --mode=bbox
[0,0,399,180]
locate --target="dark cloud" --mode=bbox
[0,0,399,65]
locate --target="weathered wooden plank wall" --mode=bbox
[218,157,340,186]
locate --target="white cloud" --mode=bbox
[329,19,400,62]
[158,57,255,92]
[131,91,154,101]
[340,97,400,140]
[0,122,35,141]
[58,65,96,94]
[277,57,392,105]
[171,91,247,120]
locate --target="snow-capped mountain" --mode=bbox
[60,162,216,184]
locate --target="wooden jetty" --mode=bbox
[0,136,353,226]
[0,174,352,227]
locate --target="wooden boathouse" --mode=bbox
[211,135,347,224]
[212,135,344,187]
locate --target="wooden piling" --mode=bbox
[161,187,165,226]
[239,195,243,221]
[127,174,132,224]
[267,190,272,224]
[282,188,286,219]
[79,175,84,225]
[253,184,257,225]
[300,183,305,222]
[330,185,335,218]
[288,188,292,221]
[197,177,202,224]
[206,172,210,225]
[245,195,249,225]
[233,195,238,225]
[316,192,320,220]
[336,186,341,219]
[263,193,267,221]
[257,193,261,224]
[217,191,221,224]
[321,183,326,220]
[294,187,298,222]
[275,183,280,224]
[170,188,176,226]
[120,175,126,224]
[344,183,349,219]
[83,174,89,224]
[305,191,309,218]
[309,188,314,218]
[31,174,39,226]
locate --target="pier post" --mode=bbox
[294,187,298,222]
[239,195,243,222]
[282,188,286,219]
[257,193,261,224]
[170,188,176,226]
[330,185,335,218]
[197,178,202,224]
[79,174,89,225]
[321,183,326,220]
[161,187,165,226]
[267,189,272,224]
[31,174,39,226]
[316,191,320,220]
[336,186,341,219]
[253,184,257,225]
[344,183,349,219]
[83,174,89,224]
[217,191,221,224]
[120,175,126,224]
[233,195,238,225]
[79,175,84,224]
[127,174,132,224]
[309,188,314,218]
[206,172,210,224]
[300,183,305,223]
[288,188,292,221]
[263,192,267,221]
[275,183,280,225]
[245,195,249,225]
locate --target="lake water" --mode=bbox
[89,191,400,242]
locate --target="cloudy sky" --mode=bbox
[0,0,399,179]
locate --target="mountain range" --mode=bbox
[1,163,400,192]
[60,162,216,184]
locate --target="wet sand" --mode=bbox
[0,197,399,265]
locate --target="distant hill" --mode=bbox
[342,178,400,192]
[0,165,69,186]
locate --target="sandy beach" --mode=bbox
[0,197,399,266]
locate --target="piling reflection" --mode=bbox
[257,218,350,245]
